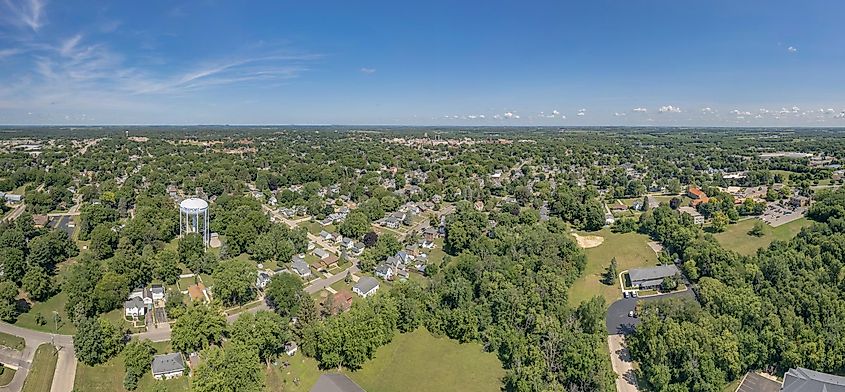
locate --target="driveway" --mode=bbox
[608,334,639,392]
[606,290,695,335]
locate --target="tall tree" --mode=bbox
[171,302,226,353]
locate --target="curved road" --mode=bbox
[0,322,75,392]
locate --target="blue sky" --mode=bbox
[1,0,844,126]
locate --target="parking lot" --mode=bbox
[760,204,807,227]
[605,290,695,335]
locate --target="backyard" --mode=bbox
[567,228,659,306]
[74,340,190,392]
[345,327,504,392]
[714,217,813,256]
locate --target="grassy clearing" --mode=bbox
[0,366,15,386]
[74,340,190,392]
[346,327,504,392]
[266,354,323,392]
[21,344,58,392]
[714,218,813,256]
[0,332,24,350]
[568,228,658,306]
[15,291,76,335]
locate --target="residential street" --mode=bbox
[0,322,75,392]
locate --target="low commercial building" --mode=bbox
[628,265,681,290]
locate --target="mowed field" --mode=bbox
[346,328,504,392]
[568,228,658,306]
[714,217,813,256]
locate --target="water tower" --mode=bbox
[179,198,209,247]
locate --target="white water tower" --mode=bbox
[179,198,209,247]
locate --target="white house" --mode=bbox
[256,271,271,289]
[124,297,146,319]
[353,277,380,298]
[151,353,185,380]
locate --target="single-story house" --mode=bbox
[628,265,681,290]
[3,193,23,203]
[352,277,380,298]
[151,353,185,380]
[314,248,330,260]
[291,257,312,278]
[32,214,49,227]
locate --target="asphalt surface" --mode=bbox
[736,372,781,392]
[605,289,695,335]
[0,321,75,392]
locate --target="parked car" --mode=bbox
[623,292,629,298]
[628,311,635,318]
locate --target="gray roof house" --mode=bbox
[628,265,681,289]
[291,258,312,278]
[310,374,365,392]
[151,353,185,380]
[353,277,379,298]
[782,367,845,392]
[314,248,330,259]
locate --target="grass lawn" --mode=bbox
[0,366,15,387]
[346,327,504,392]
[0,332,25,350]
[266,355,323,392]
[74,340,190,392]
[21,344,57,392]
[303,221,335,235]
[15,291,76,335]
[714,218,813,256]
[177,276,198,290]
[568,228,658,306]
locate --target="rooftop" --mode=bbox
[310,374,365,392]
[628,264,680,284]
[782,367,845,392]
[151,353,185,375]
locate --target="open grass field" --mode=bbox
[21,344,57,392]
[714,217,813,256]
[346,327,504,392]
[568,228,658,306]
[0,332,24,350]
[14,291,76,335]
[74,340,190,392]
[0,366,15,387]
[265,354,323,392]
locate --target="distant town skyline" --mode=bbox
[1,0,844,126]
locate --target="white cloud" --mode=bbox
[632,107,647,113]
[504,111,515,119]
[730,109,751,116]
[659,105,682,113]
[1,0,46,32]
[614,112,627,117]
[576,108,586,116]
[787,46,798,53]
[552,109,560,116]
[701,107,715,114]
[359,67,376,74]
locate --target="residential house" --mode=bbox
[151,284,165,302]
[375,264,395,280]
[32,214,49,227]
[256,271,271,289]
[124,297,146,319]
[3,193,22,203]
[291,255,312,278]
[313,248,330,260]
[129,287,154,308]
[331,291,354,313]
[151,353,185,380]
[351,242,365,256]
[628,265,681,290]
[383,217,400,229]
[319,231,334,242]
[781,367,845,392]
[340,237,355,250]
[352,277,380,298]
[395,251,413,264]
[423,227,438,243]
[678,207,704,225]
[284,341,298,356]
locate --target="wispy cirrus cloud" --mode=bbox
[1,0,46,32]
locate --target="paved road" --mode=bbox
[608,334,639,392]
[0,322,75,392]
[305,265,360,294]
[605,290,695,335]
[1,204,26,223]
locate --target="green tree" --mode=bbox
[602,257,618,285]
[154,249,180,285]
[93,272,130,313]
[338,211,370,239]
[89,224,118,260]
[748,221,765,237]
[165,290,187,319]
[171,302,226,353]
[264,274,305,320]
[229,311,289,364]
[212,259,256,306]
[74,317,125,366]
[0,281,18,322]
[0,248,26,284]
[22,266,53,301]
[123,339,156,390]
[193,343,264,392]
[178,233,205,272]
[711,211,728,233]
